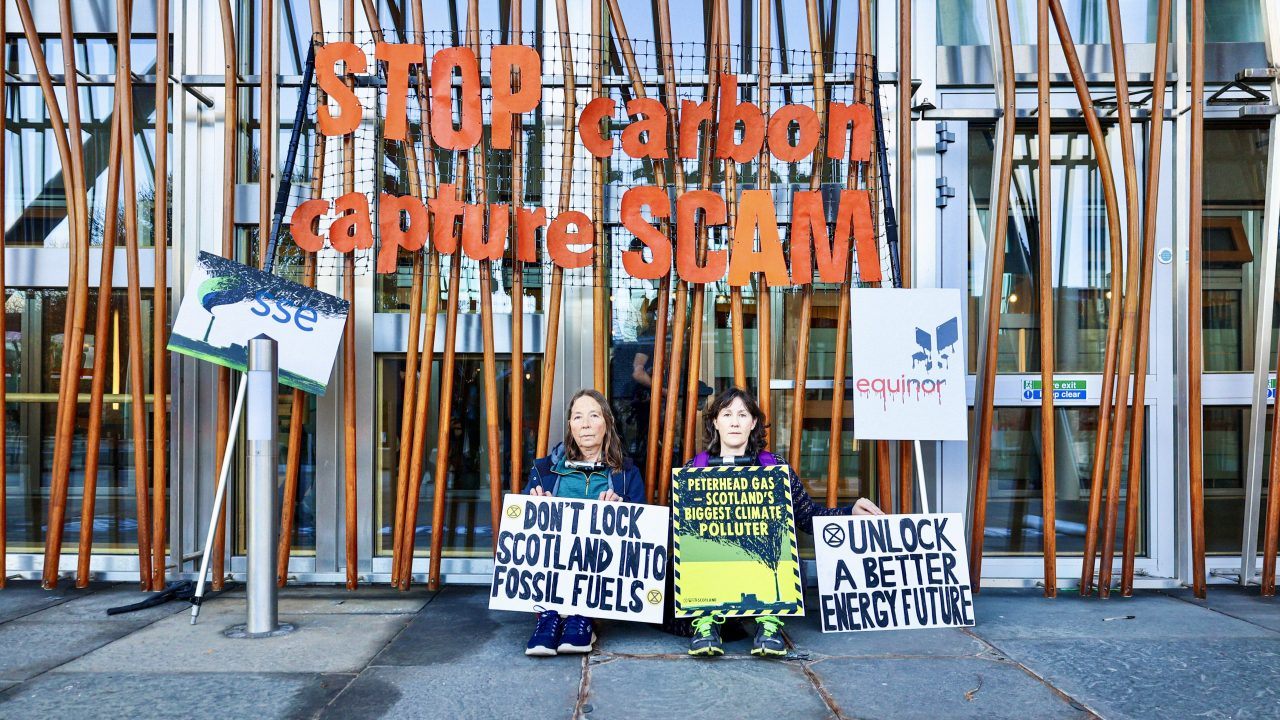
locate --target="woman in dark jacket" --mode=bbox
[682,386,883,658]
[521,388,645,656]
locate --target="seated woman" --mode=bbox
[522,388,645,656]
[683,386,884,658]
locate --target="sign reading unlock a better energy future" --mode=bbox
[813,513,974,633]
[489,494,670,623]
[168,252,349,394]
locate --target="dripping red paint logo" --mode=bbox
[855,317,960,410]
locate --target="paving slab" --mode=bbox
[320,662,582,719]
[1162,587,1280,634]
[0,582,92,624]
[58,602,410,674]
[986,637,1280,720]
[809,655,1092,719]
[0,672,351,720]
[971,588,1272,641]
[0,619,146,682]
[19,585,188,626]
[597,619,755,657]
[585,656,833,719]
[783,613,989,659]
[219,587,434,615]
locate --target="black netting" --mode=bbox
[272,31,894,296]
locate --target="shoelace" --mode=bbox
[690,614,725,638]
[756,616,784,638]
[534,609,560,634]
[563,615,591,635]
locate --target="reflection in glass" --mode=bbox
[981,406,1146,557]
[1201,125,1279,372]
[1202,406,1272,555]
[376,354,542,558]
[968,126,1116,374]
[3,288,163,553]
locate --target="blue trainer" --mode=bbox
[557,614,595,654]
[526,609,562,656]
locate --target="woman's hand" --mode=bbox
[852,497,885,516]
[528,486,552,497]
[598,489,623,502]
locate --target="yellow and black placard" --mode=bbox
[672,465,804,618]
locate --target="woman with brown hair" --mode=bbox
[682,386,883,658]
[522,388,645,655]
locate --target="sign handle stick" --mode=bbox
[190,374,247,624]
[914,440,930,514]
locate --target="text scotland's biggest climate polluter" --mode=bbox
[168,252,350,394]
[672,466,803,618]
[296,41,882,285]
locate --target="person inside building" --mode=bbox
[679,386,884,658]
[522,388,646,656]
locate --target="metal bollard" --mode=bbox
[225,335,294,639]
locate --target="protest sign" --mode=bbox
[850,288,967,441]
[813,513,974,632]
[672,466,803,618]
[488,494,670,623]
[168,252,349,394]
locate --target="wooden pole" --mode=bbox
[756,0,772,442]
[21,0,86,590]
[280,0,328,587]
[726,0,745,390]
[425,213,462,590]
[1036,0,1057,598]
[605,0,668,502]
[969,0,1016,591]
[465,0,504,551]
[1120,0,1172,597]
[77,85,125,589]
[655,0,688,505]
[1187,0,1207,599]
[151,0,171,592]
[116,0,155,590]
[342,0,358,591]
[790,0,827,471]
[1095,0,1142,600]
[591,0,608,391]
[895,0,914,516]
[396,0,442,590]
[117,0,155,590]
[681,2,723,462]
[535,0,576,457]
[1046,0,1125,597]
[510,0,526,495]
[828,0,872,509]
[0,0,7,589]
[359,0,425,587]
[213,0,237,593]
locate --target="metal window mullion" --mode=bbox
[1239,0,1280,585]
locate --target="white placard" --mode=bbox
[850,288,967,441]
[489,494,671,623]
[813,513,975,632]
[168,252,348,395]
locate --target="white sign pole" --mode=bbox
[914,440,930,514]
[190,376,247,624]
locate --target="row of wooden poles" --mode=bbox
[378,0,926,590]
[0,0,925,591]
[966,0,1280,599]
[0,0,172,592]
[24,0,1267,599]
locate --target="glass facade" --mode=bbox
[1,0,1275,587]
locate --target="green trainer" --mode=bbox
[688,614,725,657]
[751,616,787,657]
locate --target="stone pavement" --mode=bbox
[0,581,1276,719]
